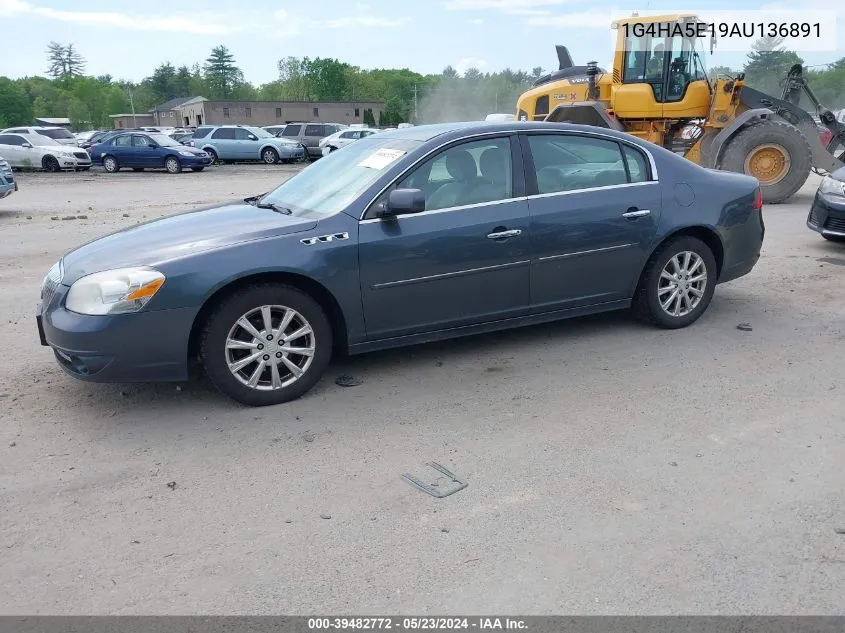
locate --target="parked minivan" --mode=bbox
[278,122,347,158]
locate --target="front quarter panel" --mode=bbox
[149,212,365,345]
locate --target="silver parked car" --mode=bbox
[1,126,80,146]
[189,125,305,164]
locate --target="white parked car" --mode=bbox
[0,132,92,171]
[0,125,80,146]
[319,127,379,156]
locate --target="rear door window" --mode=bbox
[211,128,235,140]
[304,125,323,137]
[282,124,302,137]
[525,134,629,193]
[192,128,212,139]
[112,135,133,147]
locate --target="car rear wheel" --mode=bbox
[205,148,219,164]
[262,148,279,164]
[42,156,61,172]
[165,156,182,174]
[632,236,717,329]
[200,284,332,406]
[102,155,119,173]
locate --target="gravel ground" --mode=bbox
[0,166,843,615]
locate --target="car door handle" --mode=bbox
[487,229,522,239]
[622,208,651,218]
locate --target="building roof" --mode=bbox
[151,97,200,112]
[35,117,70,125]
[109,113,154,118]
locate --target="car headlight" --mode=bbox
[819,175,845,197]
[178,150,194,157]
[65,267,166,315]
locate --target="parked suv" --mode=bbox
[0,126,79,146]
[189,125,304,164]
[278,122,347,158]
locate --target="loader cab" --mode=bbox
[611,19,712,119]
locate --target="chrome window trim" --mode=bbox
[358,127,660,221]
[359,196,528,224]
[526,180,658,201]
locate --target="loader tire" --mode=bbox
[721,119,811,204]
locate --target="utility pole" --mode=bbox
[126,87,137,128]
[413,84,418,123]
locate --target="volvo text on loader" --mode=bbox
[515,13,845,203]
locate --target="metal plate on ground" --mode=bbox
[401,462,468,498]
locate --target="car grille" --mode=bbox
[824,216,845,233]
[73,151,90,160]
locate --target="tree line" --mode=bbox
[0,38,842,131]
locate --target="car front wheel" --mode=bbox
[262,148,279,164]
[200,284,332,406]
[165,156,182,174]
[633,236,717,329]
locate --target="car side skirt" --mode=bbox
[347,299,631,355]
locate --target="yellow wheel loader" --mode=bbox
[515,14,845,203]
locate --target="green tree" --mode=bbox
[363,108,376,126]
[708,65,736,81]
[303,57,350,100]
[743,36,803,96]
[67,97,91,130]
[203,45,242,98]
[148,62,178,102]
[0,78,33,126]
[45,41,67,79]
[277,56,311,100]
[378,109,386,126]
[64,44,86,78]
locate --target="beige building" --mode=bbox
[109,113,155,129]
[177,99,384,127]
[151,97,196,126]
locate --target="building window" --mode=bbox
[313,107,319,117]
[223,107,230,118]
[275,107,282,118]
[354,108,360,117]
[245,106,251,118]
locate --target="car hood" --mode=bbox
[171,145,206,155]
[60,201,317,284]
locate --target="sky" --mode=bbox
[0,0,843,85]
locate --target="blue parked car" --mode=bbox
[37,121,764,406]
[89,132,211,174]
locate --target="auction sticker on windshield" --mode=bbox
[358,148,406,170]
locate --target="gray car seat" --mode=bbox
[463,146,510,205]
[426,149,481,210]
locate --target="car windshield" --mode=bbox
[25,134,60,146]
[39,128,76,140]
[260,137,421,216]
[148,133,181,147]
[247,127,273,139]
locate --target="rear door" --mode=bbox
[302,124,324,154]
[208,127,236,158]
[520,131,662,312]
[110,134,134,163]
[0,135,27,166]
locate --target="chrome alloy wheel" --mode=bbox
[657,251,707,318]
[225,305,316,391]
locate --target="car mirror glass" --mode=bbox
[248,135,257,140]
[148,143,157,148]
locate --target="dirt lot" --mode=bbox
[1,166,844,614]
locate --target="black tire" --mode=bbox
[632,235,718,329]
[200,284,333,406]
[262,147,279,164]
[720,119,811,204]
[205,148,219,164]
[132,168,144,172]
[102,155,120,173]
[191,167,205,172]
[42,155,60,173]
[164,156,182,174]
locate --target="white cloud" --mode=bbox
[3,1,241,34]
[455,57,489,74]
[356,1,371,9]
[273,9,287,20]
[445,0,572,14]
[525,10,615,29]
[469,18,485,24]
[323,15,410,28]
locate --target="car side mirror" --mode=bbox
[382,188,425,217]
[22,143,32,148]
[148,143,158,148]
[248,135,257,140]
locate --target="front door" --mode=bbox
[520,131,662,312]
[132,134,159,167]
[359,135,531,340]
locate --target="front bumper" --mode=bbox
[807,190,845,238]
[38,285,196,383]
[276,145,305,160]
[181,154,213,166]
